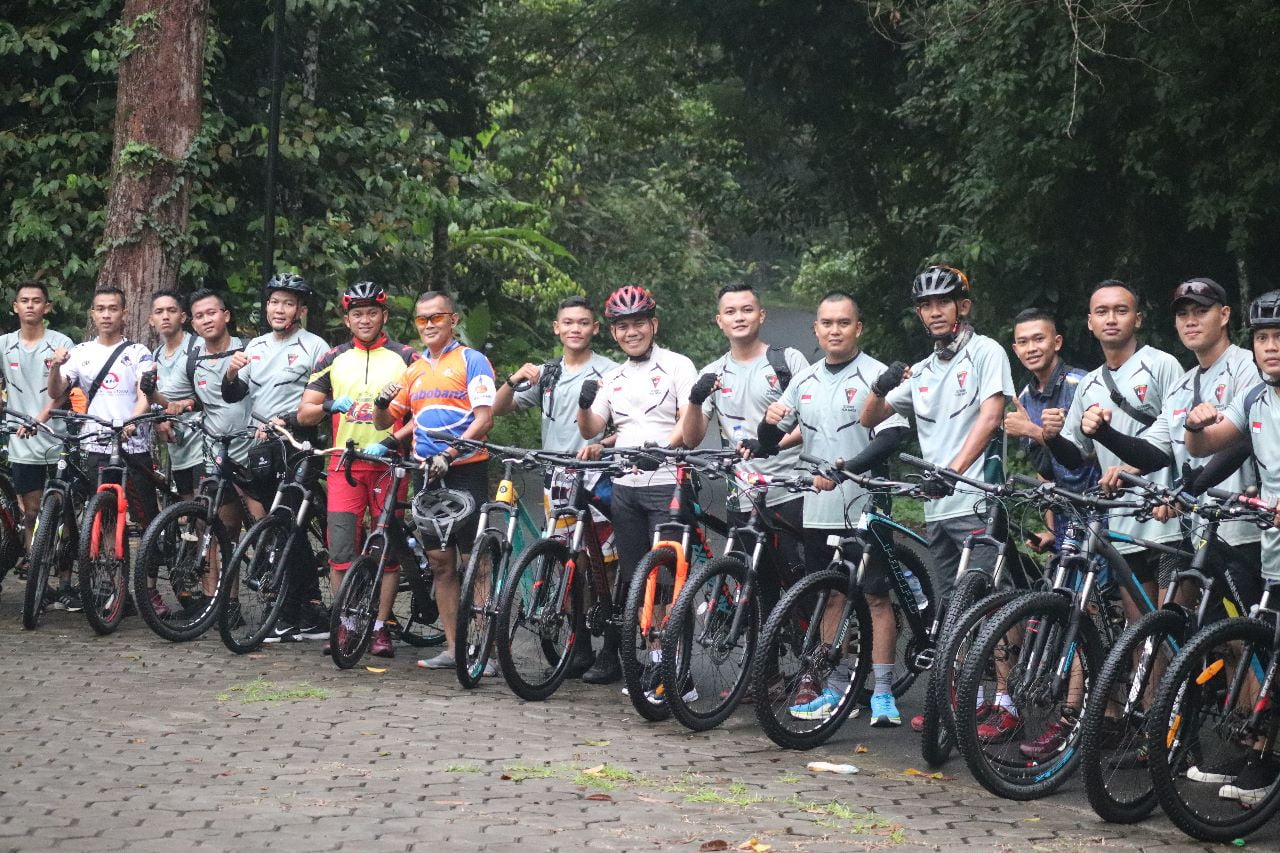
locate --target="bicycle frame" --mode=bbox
[544,465,618,635]
[641,461,716,636]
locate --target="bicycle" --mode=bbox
[1148,571,1280,842]
[218,421,339,653]
[0,415,27,583]
[660,467,812,731]
[614,446,735,721]
[134,420,262,641]
[952,476,1189,800]
[494,450,623,701]
[1079,473,1261,824]
[67,407,183,635]
[749,467,933,749]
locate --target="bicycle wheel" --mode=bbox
[456,531,506,688]
[219,514,293,654]
[0,472,22,574]
[954,591,1102,800]
[620,546,681,721]
[329,554,381,669]
[1078,608,1183,823]
[662,555,758,732]
[1149,617,1280,842]
[749,568,872,749]
[887,538,935,698]
[395,568,445,648]
[921,587,1023,767]
[22,490,65,630]
[495,538,578,701]
[78,491,128,635]
[134,500,231,641]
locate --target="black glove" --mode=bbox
[689,372,719,406]
[738,438,773,459]
[871,361,909,397]
[920,476,953,500]
[578,379,599,410]
[139,370,157,395]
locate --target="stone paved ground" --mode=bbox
[1,591,1269,853]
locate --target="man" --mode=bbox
[375,290,495,671]
[758,292,910,727]
[493,295,617,681]
[1004,308,1101,552]
[222,272,330,643]
[48,287,157,611]
[1079,278,1260,590]
[0,282,74,606]
[680,283,807,627]
[300,281,418,659]
[576,285,697,688]
[1181,290,1280,804]
[147,290,202,500]
[860,265,1015,735]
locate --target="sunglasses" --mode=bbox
[414,312,455,328]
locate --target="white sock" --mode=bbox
[975,685,986,708]
[872,663,894,696]
[649,649,662,664]
[994,691,1017,715]
[374,620,385,631]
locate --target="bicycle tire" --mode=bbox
[1148,616,1280,842]
[329,554,382,669]
[954,591,1102,800]
[494,537,578,701]
[455,531,506,688]
[921,587,1023,767]
[662,555,758,732]
[22,490,64,630]
[134,500,230,641]
[1080,608,1183,823]
[219,514,293,654]
[750,568,872,750]
[0,472,22,573]
[620,546,681,721]
[78,491,128,635]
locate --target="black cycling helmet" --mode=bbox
[341,281,388,312]
[411,487,477,545]
[1248,291,1280,331]
[603,285,657,322]
[265,272,313,299]
[911,265,971,303]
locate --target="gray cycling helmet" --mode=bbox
[411,487,476,545]
[265,272,313,298]
[911,265,971,303]
[1248,291,1280,331]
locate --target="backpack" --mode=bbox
[765,345,794,392]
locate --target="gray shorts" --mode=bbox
[926,513,1000,601]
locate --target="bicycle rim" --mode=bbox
[496,539,576,701]
[221,517,291,653]
[456,532,505,687]
[79,493,127,635]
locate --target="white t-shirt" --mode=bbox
[59,339,154,454]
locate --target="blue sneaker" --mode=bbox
[790,687,840,720]
[869,692,902,728]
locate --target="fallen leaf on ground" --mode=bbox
[582,764,606,776]
[904,768,945,780]
[247,654,266,660]
[500,774,512,781]
[1024,817,1041,822]
[128,737,146,744]
[699,842,729,852]
[739,838,772,852]
[365,666,388,674]
[583,738,610,747]
[854,744,869,754]
[585,793,612,801]
[377,751,391,757]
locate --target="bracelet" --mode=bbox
[1184,422,1205,433]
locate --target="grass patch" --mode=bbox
[789,796,901,840]
[685,782,762,808]
[574,763,636,790]
[502,764,556,781]
[217,677,329,704]
[444,763,482,773]
[777,773,803,784]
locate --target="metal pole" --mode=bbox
[261,0,286,331]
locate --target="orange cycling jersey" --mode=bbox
[388,340,496,463]
[306,334,418,451]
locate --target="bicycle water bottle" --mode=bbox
[903,568,928,611]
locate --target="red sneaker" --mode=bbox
[370,626,394,658]
[1020,720,1069,762]
[148,588,171,620]
[976,708,1022,743]
[790,672,821,707]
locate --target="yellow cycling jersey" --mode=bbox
[306,334,419,450]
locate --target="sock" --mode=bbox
[374,620,385,632]
[649,648,662,664]
[994,691,1017,715]
[872,663,894,696]
[975,685,986,708]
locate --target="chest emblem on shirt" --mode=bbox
[845,388,858,404]
[956,371,968,390]
[288,353,299,366]
[800,393,812,402]
[766,374,778,390]
[1216,384,1226,404]
[651,376,661,389]
[101,372,120,391]
[1134,385,1148,403]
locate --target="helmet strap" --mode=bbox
[1259,365,1280,389]
[628,344,655,363]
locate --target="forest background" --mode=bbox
[4,0,1279,447]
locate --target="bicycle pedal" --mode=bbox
[913,647,937,670]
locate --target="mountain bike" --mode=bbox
[135,420,261,640]
[750,467,933,750]
[0,414,27,584]
[660,467,812,731]
[495,450,623,701]
[616,446,735,721]
[1079,474,1262,823]
[59,408,181,635]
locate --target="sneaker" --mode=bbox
[1020,720,1070,761]
[869,693,902,728]
[482,660,498,678]
[1218,753,1280,804]
[790,687,840,721]
[40,584,59,612]
[565,646,596,679]
[976,708,1022,743]
[181,593,211,616]
[323,624,350,656]
[582,649,621,684]
[791,672,822,708]
[263,624,302,644]
[297,622,330,641]
[644,677,697,705]
[416,650,455,669]
[370,627,394,658]
[1187,754,1249,785]
[147,588,171,620]
[56,587,83,613]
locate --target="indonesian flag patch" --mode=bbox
[1253,421,1264,434]
[800,394,812,402]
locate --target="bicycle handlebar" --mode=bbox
[897,452,1009,496]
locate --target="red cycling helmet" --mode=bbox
[603,285,657,321]
[341,281,388,312]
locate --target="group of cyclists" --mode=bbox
[5,265,1280,841]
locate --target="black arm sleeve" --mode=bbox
[1182,439,1254,495]
[222,375,249,404]
[1044,433,1086,470]
[757,420,787,455]
[1088,419,1173,474]
[841,426,910,475]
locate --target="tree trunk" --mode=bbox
[96,0,210,345]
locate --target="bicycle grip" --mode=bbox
[898,452,928,470]
[1116,470,1151,490]
[798,453,827,468]
[342,441,358,487]
[1012,473,1041,488]
[1206,487,1236,501]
